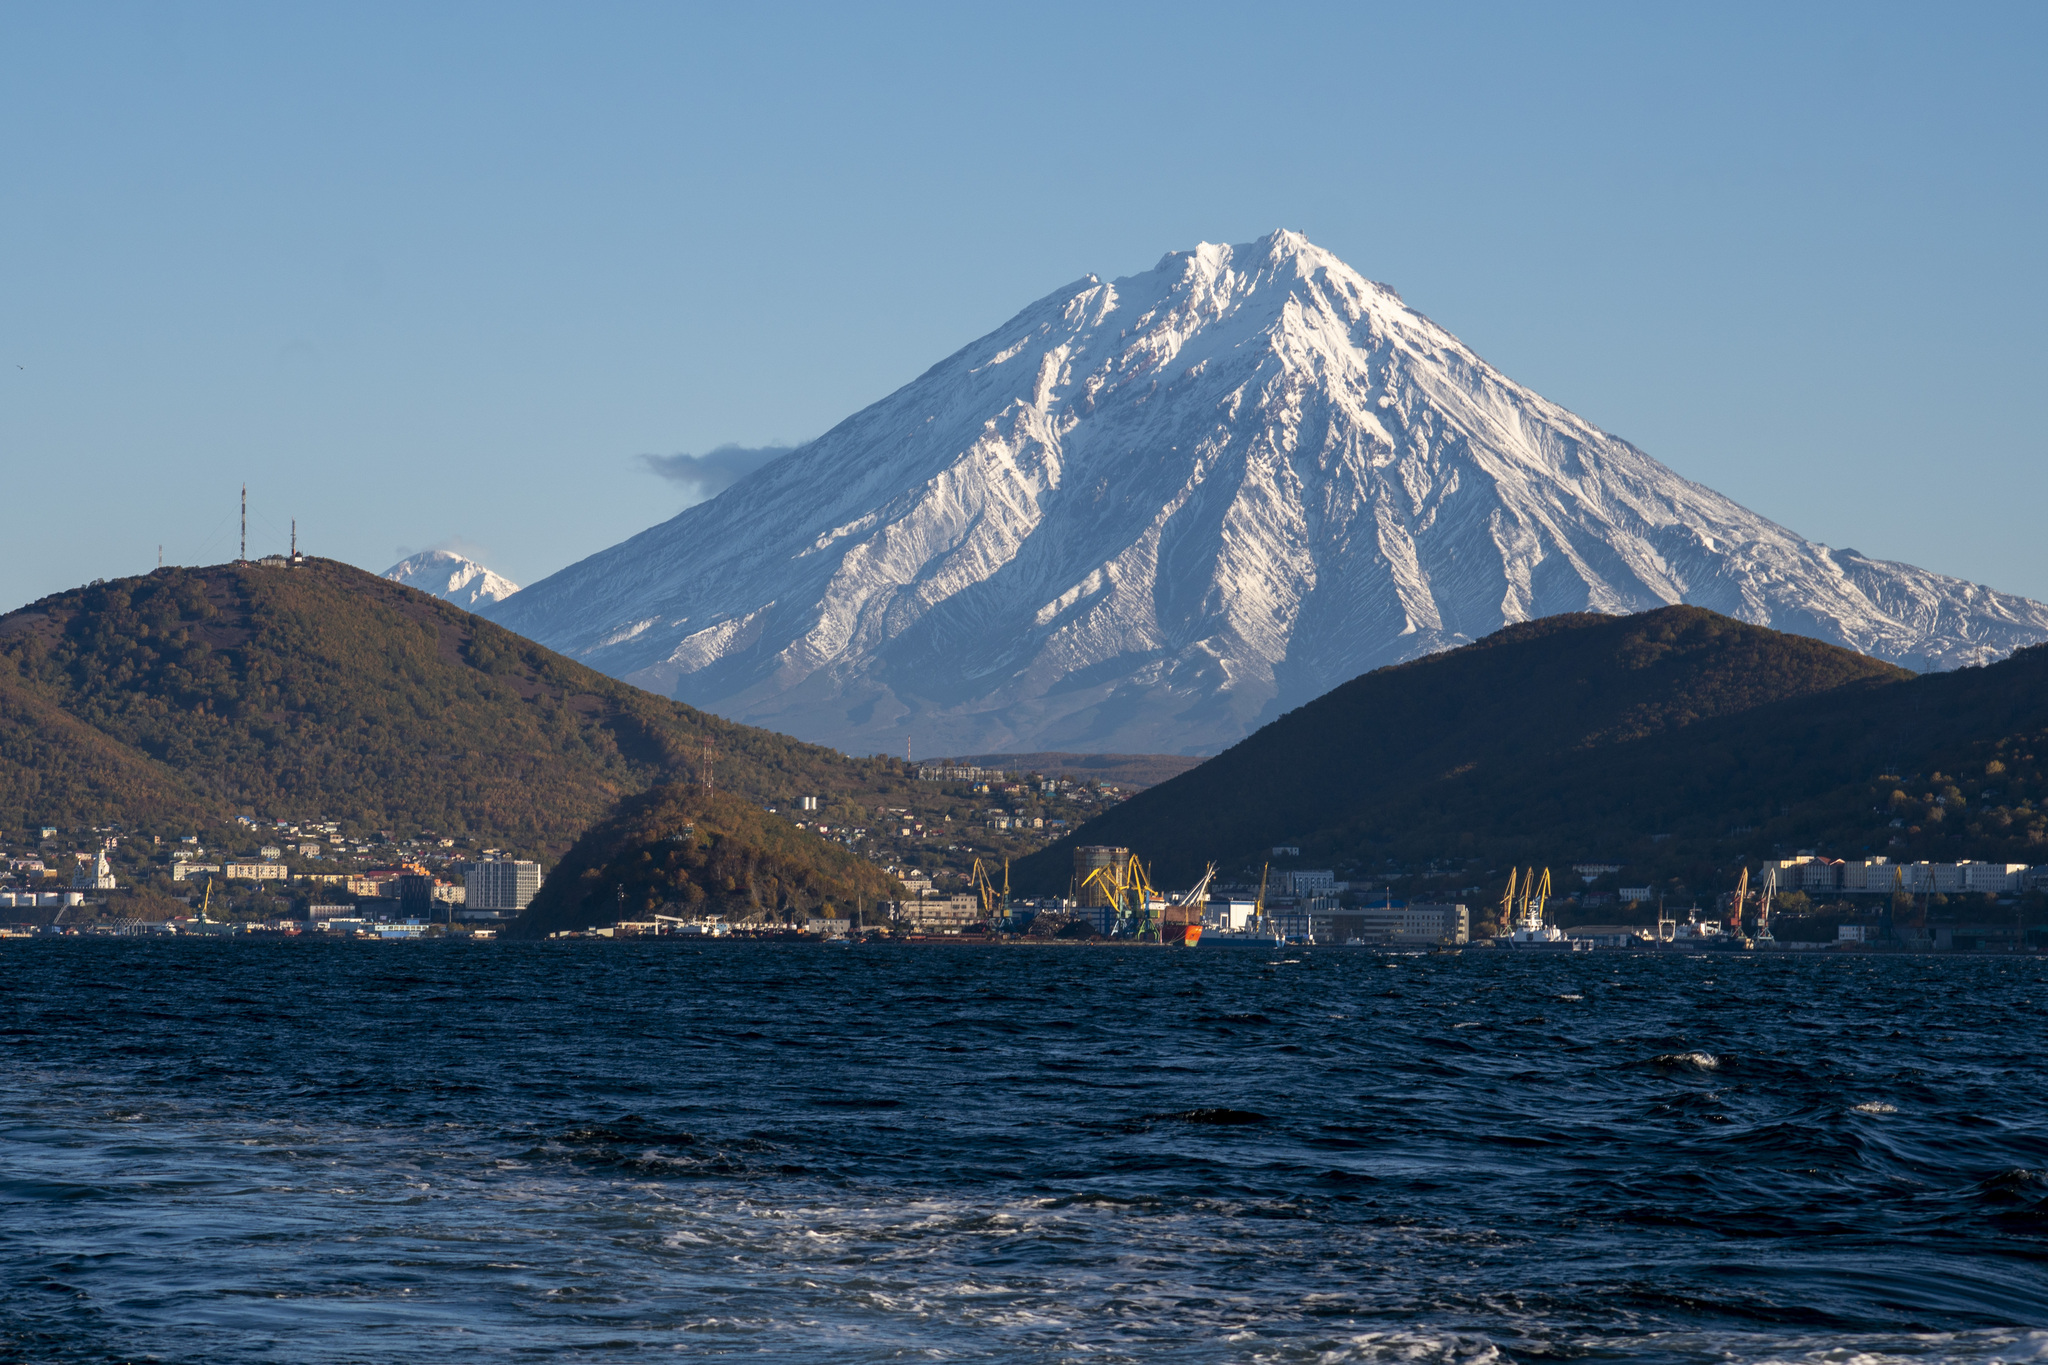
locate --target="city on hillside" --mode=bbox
[7,782,2044,950]
[0,764,1148,940]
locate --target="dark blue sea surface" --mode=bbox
[2,942,2045,1363]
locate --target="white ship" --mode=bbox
[1496,868,1591,951]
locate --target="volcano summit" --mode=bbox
[490,232,2048,755]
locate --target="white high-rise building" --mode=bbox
[466,860,542,913]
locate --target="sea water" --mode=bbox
[2,942,2044,1363]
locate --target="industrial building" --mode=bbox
[902,893,982,929]
[1205,898,1260,931]
[1329,902,1468,946]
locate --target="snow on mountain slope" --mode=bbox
[490,231,2048,756]
[383,551,520,609]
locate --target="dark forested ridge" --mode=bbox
[0,561,968,858]
[511,786,900,938]
[1015,606,2048,891]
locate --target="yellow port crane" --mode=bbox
[1128,857,1161,939]
[1077,859,1126,932]
[969,857,1010,928]
[1077,853,1212,943]
[1079,852,1155,939]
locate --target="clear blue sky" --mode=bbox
[3,2,2043,612]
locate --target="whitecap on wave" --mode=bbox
[1298,1328,1508,1363]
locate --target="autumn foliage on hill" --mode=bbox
[511,785,900,938]
[0,561,928,856]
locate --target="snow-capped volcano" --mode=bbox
[489,231,2048,755]
[383,551,519,609]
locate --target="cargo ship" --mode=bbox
[1157,863,1216,946]
[1192,862,1285,948]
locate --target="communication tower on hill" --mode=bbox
[238,484,247,564]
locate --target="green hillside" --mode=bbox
[0,560,1036,863]
[1014,606,2048,892]
[510,786,899,937]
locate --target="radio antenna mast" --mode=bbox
[239,485,247,564]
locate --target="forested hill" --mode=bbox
[1012,606,2048,891]
[511,786,899,938]
[0,560,941,856]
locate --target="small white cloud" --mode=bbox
[638,443,795,503]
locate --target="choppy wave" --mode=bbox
[1,942,2044,1363]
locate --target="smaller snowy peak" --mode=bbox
[382,551,520,610]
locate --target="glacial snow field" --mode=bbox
[488,231,2048,756]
